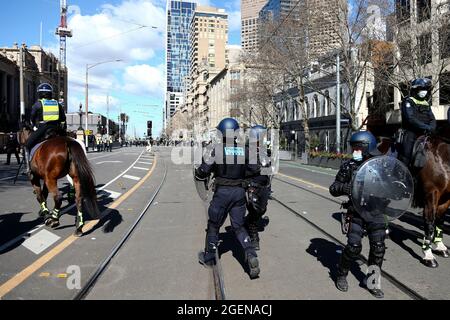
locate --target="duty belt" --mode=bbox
[214,177,247,187]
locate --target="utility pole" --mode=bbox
[106,93,110,137]
[19,44,25,123]
[336,52,341,154]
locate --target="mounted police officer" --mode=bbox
[330,131,386,299]
[196,118,260,279]
[245,125,272,251]
[25,83,66,171]
[398,78,436,167]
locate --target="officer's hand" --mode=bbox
[33,126,38,132]
[342,183,352,196]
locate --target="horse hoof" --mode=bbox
[74,228,83,237]
[50,220,60,229]
[435,250,450,258]
[422,259,439,268]
[45,218,53,226]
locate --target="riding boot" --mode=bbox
[24,148,31,175]
[245,249,260,279]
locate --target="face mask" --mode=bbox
[352,150,363,161]
[418,91,428,99]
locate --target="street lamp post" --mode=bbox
[85,59,122,148]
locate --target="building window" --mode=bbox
[396,0,410,23]
[417,0,431,23]
[418,33,432,65]
[440,25,450,59]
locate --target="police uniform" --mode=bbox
[26,99,66,152]
[330,131,386,298]
[245,125,272,250]
[196,119,260,278]
[399,85,436,167]
[4,132,20,165]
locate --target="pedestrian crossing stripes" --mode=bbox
[133,167,150,171]
[138,162,153,165]
[99,189,122,200]
[123,175,141,181]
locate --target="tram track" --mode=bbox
[272,176,427,300]
[74,157,168,300]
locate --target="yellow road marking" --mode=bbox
[57,274,68,279]
[277,173,329,192]
[39,272,50,278]
[0,157,158,299]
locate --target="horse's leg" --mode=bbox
[422,190,439,268]
[31,176,49,218]
[45,178,62,229]
[432,204,450,257]
[66,175,75,204]
[72,174,84,237]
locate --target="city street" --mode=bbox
[0,146,448,300]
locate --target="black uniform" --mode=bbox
[330,159,386,278]
[26,100,66,152]
[4,133,21,165]
[399,97,436,166]
[196,141,260,264]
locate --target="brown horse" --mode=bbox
[18,126,99,237]
[417,128,450,268]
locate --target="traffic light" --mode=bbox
[147,121,153,138]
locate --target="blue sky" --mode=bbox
[0,0,241,138]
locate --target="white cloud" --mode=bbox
[123,64,165,97]
[46,0,167,110]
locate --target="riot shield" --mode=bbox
[351,156,414,223]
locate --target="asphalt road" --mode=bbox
[0,148,448,300]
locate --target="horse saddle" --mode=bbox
[411,136,428,169]
[30,141,45,161]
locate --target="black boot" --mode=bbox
[366,242,385,299]
[336,273,349,292]
[246,219,260,251]
[245,250,260,279]
[335,244,361,292]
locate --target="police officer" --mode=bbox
[245,125,272,251]
[4,132,21,165]
[330,131,386,299]
[399,78,436,167]
[26,83,66,169]
[196,118,260,279]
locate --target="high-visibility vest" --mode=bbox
[41,99,60,122]
[410,97,430,107]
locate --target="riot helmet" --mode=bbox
[410,78,432,101]
[217,118,239,141]
[349,131,380,161]
[37,83,53,100]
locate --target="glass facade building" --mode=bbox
[166,0,196,125]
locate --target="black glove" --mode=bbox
[342,183,352,196]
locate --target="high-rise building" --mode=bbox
[189,6,228,79]
[241,0,268,52]
[165,0,196,128]
[258,0,343,60]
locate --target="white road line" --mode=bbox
[0,175,16,182]
[123,175,141,181]
[21,230,61,255]
[99,189,122,200]
[96,161,122,165]
[133,167,149,171]
[0,150,146,253]
[137,162,153,165]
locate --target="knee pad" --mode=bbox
[370,242,386,258]
[344,244,362,259]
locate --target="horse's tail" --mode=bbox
[68,139,100,219]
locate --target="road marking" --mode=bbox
[96,161,122,165]
[39,272,50,278]
[123,175,141,181]
[99,190,122,200]
[281,162,337,176]
[0,156,158,299]
[0,175,16,182]
[133,166,149,171]
[0,151,146,254]
[21,230,61,255]
[137,161,152,165]
[277,173,329,192]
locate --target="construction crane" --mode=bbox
[55,0,73,105]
